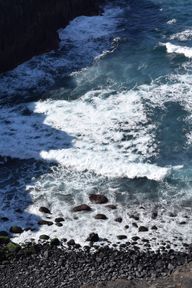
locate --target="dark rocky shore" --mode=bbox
[0,0,103,73]
[0,239,192,288]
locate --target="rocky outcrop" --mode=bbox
[0,0,103,73]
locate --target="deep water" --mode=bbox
[1,0,192,245]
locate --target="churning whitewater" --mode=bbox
[1,0,192,248]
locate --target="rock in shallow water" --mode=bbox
[138,226,148,232]
[38,220,53,226]
[10,226,23,234]
[39,207,51,214]
[39,235,50,241]
[89,194,109,204]
[86,233,99,242]
[95,214,108,220]
[72,204,92,212]
[106,205,117,210]
[55,217,65,223]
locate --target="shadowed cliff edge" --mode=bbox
[0,0,103,73]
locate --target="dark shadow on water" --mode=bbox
[0,102,74,237]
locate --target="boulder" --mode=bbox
[72,204,92,212]
[10,226,23,234]
[106,204,117,210]
[39,235,50,240]
[89,194,108,204]
[38,220,53,226]
[55,217,65,223]
[0,236,10,244]
[39,207,51,214]
[94,214,108,220]
[86,233,99,242]
[117,235,127,240]
[115,217,123,223]
[138,226,148,232]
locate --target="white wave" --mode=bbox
[0,88,168,181]
[162,42,192,58]
[170,29,192,41]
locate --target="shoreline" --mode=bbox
[0,239,192,287]
[0,0,104,74]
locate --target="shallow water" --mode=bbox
[1,0,192,246]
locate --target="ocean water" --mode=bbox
[1,0,192,247]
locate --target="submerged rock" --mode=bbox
[50,238,60,247]
[10,226,23,234]
[117,235,127,240]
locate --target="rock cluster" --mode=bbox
[0,241,192,288]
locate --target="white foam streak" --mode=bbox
[170,29,192,41]
[163,42,192,58]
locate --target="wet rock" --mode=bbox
[86,233,99,242]
[20,107,32,116]
[38,220,53,226]
[130,213,140,221]
[39,207,51,214]
[39,235,50,240]
[124,225,129,229]
[56,222,63,227]
[132,223,138,228]
[117,235,127,240]
[6,242,21,253]
[55,217,65,223]
[0,236,10,244]
[0,231,9,237]
[115,217,122,223]
[89,194,108,204]
[94,214,108,220]
[10,226,23,234]
[151,225,158,230]
[169,212,177,218]
[132,236,140,241]
[67,239,76,246]
[24,227,34,232]
[50,238,60,247]
[179,221,187,225]
[152,209,158,220]
[106,204,117,210]
[138,226,148,232]
[72,204,92,212]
